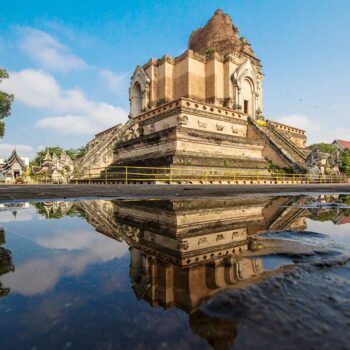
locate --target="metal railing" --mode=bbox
[63,165,348,185]
[266,122,307,161]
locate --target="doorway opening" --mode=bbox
[244,100,249,114]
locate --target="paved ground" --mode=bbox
[0,183,349,202]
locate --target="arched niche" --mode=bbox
[240,77,255,116]
[131,82,142,117]
[231,59,261,119]
[129,66,150,118]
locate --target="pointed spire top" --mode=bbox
[43,148,53,164]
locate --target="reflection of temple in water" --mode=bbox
[118,197,313,311]
[74,196,309,349]
[42,194,349,349]
[74,196,327,309]
[40,195,348,305]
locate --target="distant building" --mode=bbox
[31,149,74,183]
[305,148,341,175]
[0,149,27,181]
[335,215,350,225]
[332,139,350,151]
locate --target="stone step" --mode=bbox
[249,118,307,172]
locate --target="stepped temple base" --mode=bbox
[114,98,270,175]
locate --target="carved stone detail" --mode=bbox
[198,237,208,245]
[198,121,207,129]
[231,126,239,134]
[177,115,188,126]
[231,59,261,119]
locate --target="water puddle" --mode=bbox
[0,194,350,349]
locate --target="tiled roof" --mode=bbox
[1,149,26,172]
[31,166,41,174]
[335,139,350,149]
[336,215,350,225]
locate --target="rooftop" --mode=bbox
[335,139,350,150]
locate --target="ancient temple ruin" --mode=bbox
[77,10,309,177]
[115,9,307,173]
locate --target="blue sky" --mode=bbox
[1,0,349,158]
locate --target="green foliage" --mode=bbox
[339,194,350,205]
[206,48,215,55]
[30,146,63,166]
[340,149,350,176]
[0,69,14,138]
[241,36,248,45]
[309,143,337,154]
[0,229,5,246]
[34,202,87,219]
[267,160,295,174]
[31,146,87,167]
[66,146,87,160]
[310,208,350,222]
[313,210,338,222]
[0,228,15,297]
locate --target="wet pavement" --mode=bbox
[0,183,349,201]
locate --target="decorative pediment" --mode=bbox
[129,65,150,97]
[129,66,151,117]
[231,59,258,91]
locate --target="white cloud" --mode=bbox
[0,143,34,156]
[99,69,129,95]
[36,115,113,135]
[276,115,315,131]
[275,114,350,145]
[1,68,60,108]
[18,27,88,72]
[2,69,128,135]
[0,210,33,223]
[2,231,128,296]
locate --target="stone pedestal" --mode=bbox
[114,98,269,177]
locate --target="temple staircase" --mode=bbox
[269,206,308,232]
[248,118,308,172]
[74,120,133,178]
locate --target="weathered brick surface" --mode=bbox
[188,9,256,58]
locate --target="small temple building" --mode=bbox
[77,9,309,177]
[32,149,74,183]
[0,149,28,182]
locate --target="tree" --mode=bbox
[0,229,14,297]
[308,143,337,154]
[65,146,87,160]
[34,202,87,219]
[30,146,87,167]
[0,69,14,137]
[30,146,64,166]
[340,149,350,176]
